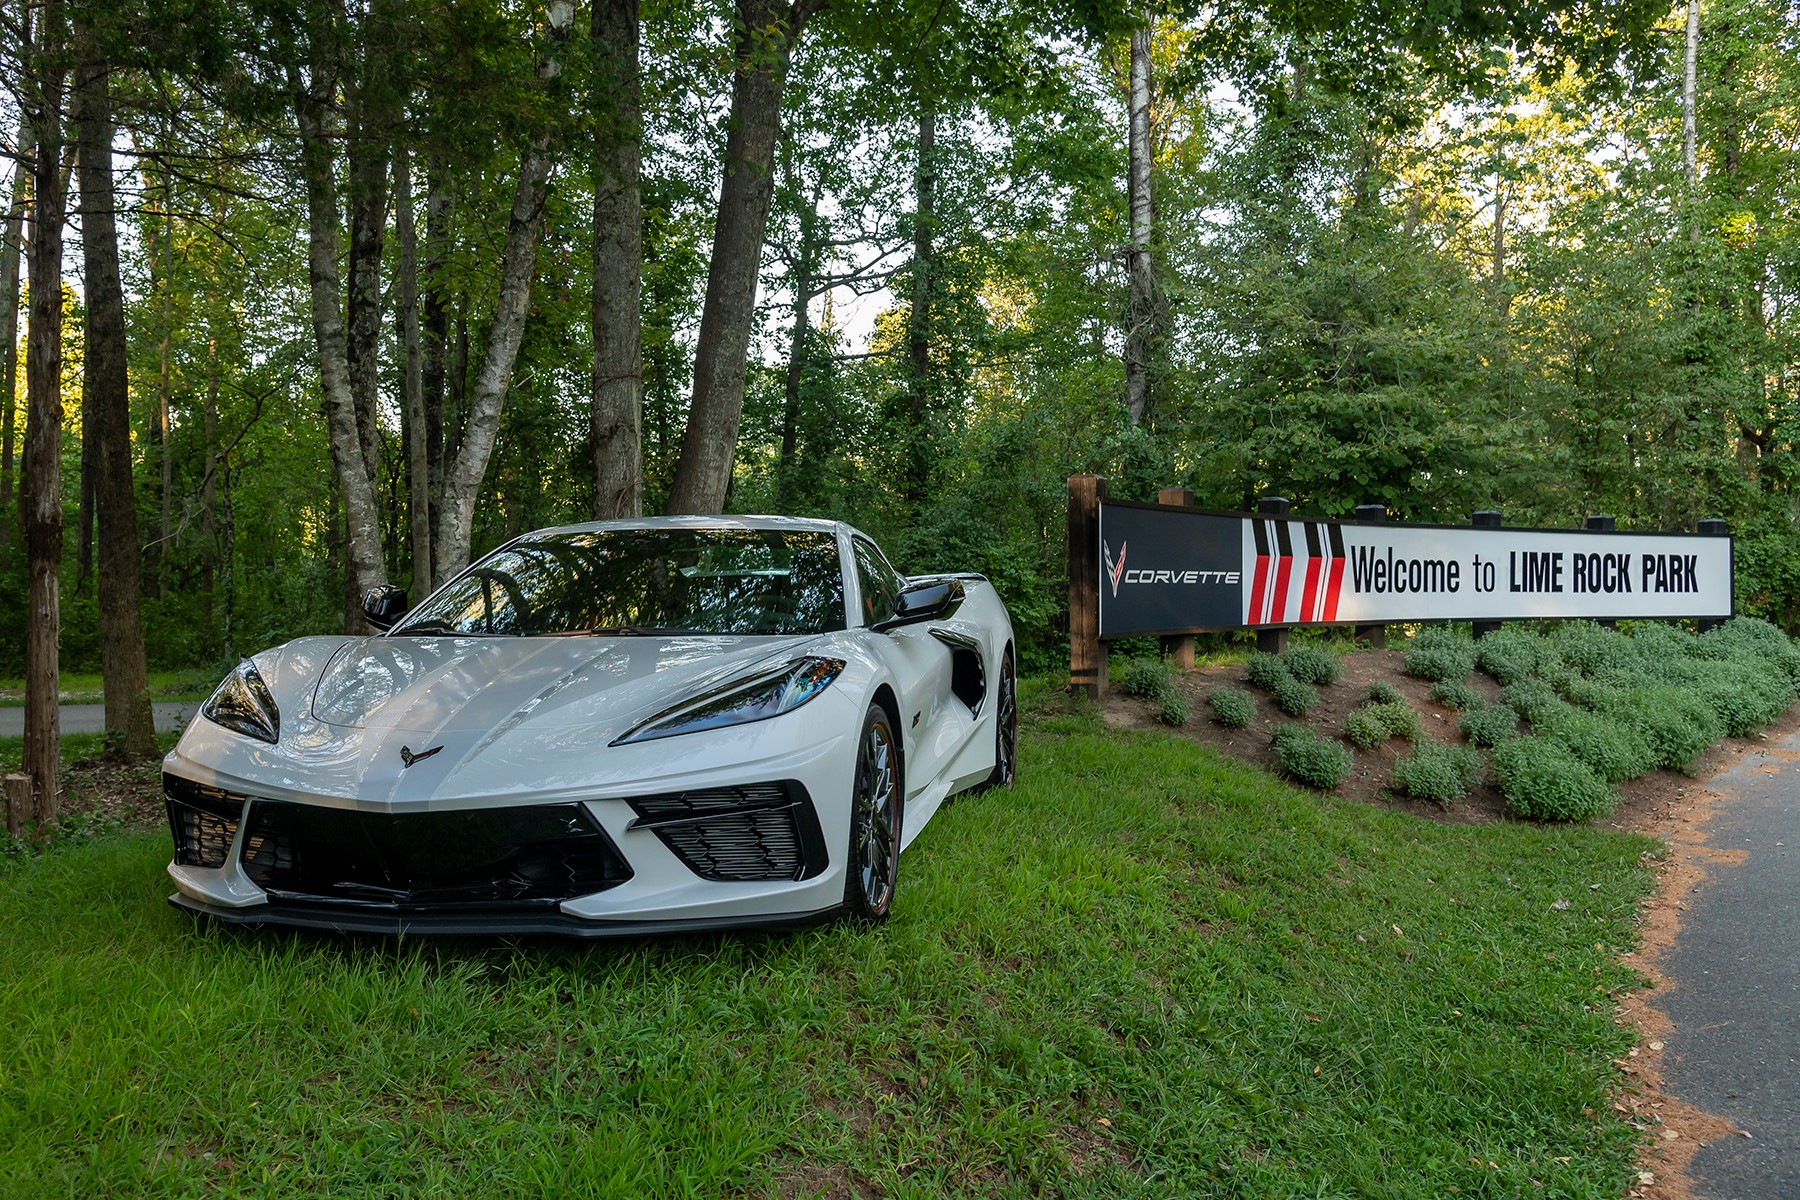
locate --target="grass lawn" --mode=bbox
[0,685,1657,1198]
[0,670,217,707]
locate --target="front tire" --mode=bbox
[843,704,902,922]
[984,649,1018,790]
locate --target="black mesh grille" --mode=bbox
[628,781,826,882]
[165,774,246,868]
[239,802,632,909]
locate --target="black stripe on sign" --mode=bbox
[1274,520,1292,557]
[1304,522,1321,558]
[1327,524,1345,557]
[1252,518,1269,557]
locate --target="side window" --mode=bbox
[852,538,901,626]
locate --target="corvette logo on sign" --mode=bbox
[1104,540,1128,598]
[399,744,444,769]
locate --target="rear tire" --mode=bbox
[842,704,902,922]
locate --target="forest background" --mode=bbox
[1,0,1796,807]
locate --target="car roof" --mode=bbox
[522,514,852,539]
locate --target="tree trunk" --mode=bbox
[1683,0,1699,194]
[1124,23,1154,428]
[296,61,389,630]
[591,0,643,520]
[665,0,819,515]
[395,151,431,593]
[777,134,817,510]
[345,12,394,501]
[420,159,450,584]
[75,45,156,758]
[434,0,575,575]
[0,115,30,557]
[902,89,934,504]
[23,7,69,824]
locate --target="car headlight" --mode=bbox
[613,657,845,745]
[201,659,281,744]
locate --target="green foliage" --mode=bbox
[1474,629,1548,686]
[1271,724,1353,790]
[1345,701,1420,749]
[1502,680,1564,727]
[1429,679,1482,710]
[1283,645,1341,686]
[1155,689,1192,727]
[1533,705,1658,785]
[1246,652,1291,691]
[1272,673,1319,717]
[1495,737,1617,823]
[1547,622,1637,678]
[1120,657,1175,699]
[1363,680,1405,705]
[1403,628,1476,683]
[1607,686,1722,770]
[1687,659,1796,737]
[1459,704,1519,748]
[1392,742,1484,803]
[1208,687,1256,728]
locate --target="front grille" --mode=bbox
[165,774,246,868]
[239,802,633,909]
[627,781,826,882]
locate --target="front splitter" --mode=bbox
[168,893,841,940]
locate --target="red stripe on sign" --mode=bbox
[1323,554,1346,621]
[1270,545,1295,624]
[1248,555,1271,623]
[1300,553,1323,624]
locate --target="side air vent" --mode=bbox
[164,773,247,868]
[627,781,827,883]
[930,628,987,715]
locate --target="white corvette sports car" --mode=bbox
[162,516,1016,937]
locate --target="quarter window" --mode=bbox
[852,538,902,626]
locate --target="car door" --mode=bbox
[851,536,954,796]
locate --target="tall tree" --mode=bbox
[433,0,577,575]
[1124,23,1154,426]
[0,114,30,552]
[592,0,643,519]
[666,0,827,514]
[74,36,156,758]
[21,0,68,823]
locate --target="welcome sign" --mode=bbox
[1095,501,1733,638]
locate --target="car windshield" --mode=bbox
[393,528,846,637]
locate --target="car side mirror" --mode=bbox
[871,578,965,633]
[361,585,409,631]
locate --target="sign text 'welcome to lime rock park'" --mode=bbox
[1095,501,1732,638]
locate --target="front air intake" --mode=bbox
[164,774,246,868]
[627,781,827,883]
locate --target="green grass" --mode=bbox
[0,670,216,707]
[0,687,1658,1198]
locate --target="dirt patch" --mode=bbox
[33,752,169,835]
[1108,655,1800,1199]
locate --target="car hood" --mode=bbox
[305,632,820,736]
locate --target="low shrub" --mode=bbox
[1689,659,1796,737]
[1344,701,1419,749]
[1272,724,1353,790]
[1120,657,1174,698]
[1209,687,1256,728]
[1459,704,1519,748]
[1556,675,1622,712]
[1495,736,1616,822]
[1155,689,1192,727]
[1403,628,1476,683]
[1429,679,1482,710]
[1501,679,1563,727]
[1246,652,1291,691]
[1534,705,1658,784]
[1272,674,1318,717]
[1473,628,1547,686]
[1611,685,1722,770]
[1392,741,1484,803]
[1284,645,1341,686]
[1363,680,1404,705]
[1548,620,1638,677]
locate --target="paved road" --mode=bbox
[0,701,201,738]
[1661,731,1800,1199]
